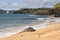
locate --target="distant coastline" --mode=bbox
[0,2,60,17]
[0,7,60,17]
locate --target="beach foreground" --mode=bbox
[0,23,60,40]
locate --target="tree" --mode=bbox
[53,2,60,9]
[49,2,60,17]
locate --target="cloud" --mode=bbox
[0,1,19,10]
[0,0,60,10]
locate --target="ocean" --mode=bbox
[0,14,49,38]
[0,14,49,29]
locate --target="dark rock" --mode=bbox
[22,27,35,32]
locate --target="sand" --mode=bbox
[0,23,60,40]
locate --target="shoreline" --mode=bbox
[0,17,60,38]
[0,23,60,40]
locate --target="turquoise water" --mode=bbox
[0,14,48,29]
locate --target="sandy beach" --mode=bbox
[0,23,60,40]
[0,0,60,40]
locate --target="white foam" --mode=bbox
[0,25,29,38]
[36,18,45,20]
[0,18,60,38]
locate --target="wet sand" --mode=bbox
[0,23,60,40]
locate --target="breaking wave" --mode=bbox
[0,17,60,38]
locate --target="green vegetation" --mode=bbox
[0,2,60,17]
[11,2,60,16]
[54,2,60,9]
[12,8,52,15]
[49,2,60,17]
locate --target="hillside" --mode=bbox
[9,2,60,16]
[10,8,52,15]
[0,9,7,14]
[48,2,60,17]
[54,2,60,9]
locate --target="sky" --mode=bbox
[0,0,60,10]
